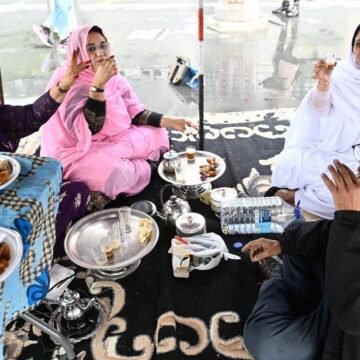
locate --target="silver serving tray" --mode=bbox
[0,155,21,191]
[64,208,159,270]
[158,150,226,186]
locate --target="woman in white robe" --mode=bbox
[269,24,360,219]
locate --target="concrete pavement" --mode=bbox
[0,0,359,116]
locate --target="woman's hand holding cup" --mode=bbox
[313,57,336,90]
[93,55,118,89]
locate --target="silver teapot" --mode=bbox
[57,289,97,321]
[49,288,102,343]
[157,184,191,227]
[162,147,181,175]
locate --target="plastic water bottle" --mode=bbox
[220,196,300,235]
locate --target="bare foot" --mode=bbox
[274,189,296,206]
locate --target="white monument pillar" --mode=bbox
[209,0,268,34]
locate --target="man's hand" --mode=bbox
[241,238,282,262]
[322,160,360,211]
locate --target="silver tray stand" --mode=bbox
[90,260,141,280]
[64,209,159,280]
[173,182,212,199]
[158,150,226,199]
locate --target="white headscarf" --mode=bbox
[331,26,360,121]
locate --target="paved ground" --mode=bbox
[0,0,359,116]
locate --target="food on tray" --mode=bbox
[199,157,219,180]
[112,239,121,250]
[102,243,115,258]
[138,218,152,244]
[0,242,10,275]
[207,157,218,166]
[0,160,10,185]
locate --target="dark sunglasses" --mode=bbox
[352,143,360,162]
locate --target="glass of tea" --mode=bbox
[186,145,196,162]
[92,244,108,265]
[100,236,115,259]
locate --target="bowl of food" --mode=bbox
[0,227,23,283]
[64,208,159,279]
[0,155,21,191]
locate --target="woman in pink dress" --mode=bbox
[41,24,196,200]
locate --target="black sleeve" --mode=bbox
[0,90,59,140]
[279,219,332,258]
[83,98,106,135]
[132,110,163,127]
[325,210,360,335]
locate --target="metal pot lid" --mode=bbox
[163,149,179,160]
[176,212,206,234]
[210,187,237,203]
[130,200,157,217]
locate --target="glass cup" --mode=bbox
[186,145,196,162]
[118,207,132,233]
[325,53,336,66]
[100,235,115,259]
[111,221,128,250]
[175,162,186,183]
[108,227,121,251]
[92,244,108,265]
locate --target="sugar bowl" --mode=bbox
[210,187,238,217]
[175,212,206,237]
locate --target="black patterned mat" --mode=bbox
[4,109,293,360]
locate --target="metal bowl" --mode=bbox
[64,208,159,279]
[247,175,272,197]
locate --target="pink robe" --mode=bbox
[40,25,169,199]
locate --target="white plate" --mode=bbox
[0,227,23,283]
[0,155,21,191]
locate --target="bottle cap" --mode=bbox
[233,241,243,249]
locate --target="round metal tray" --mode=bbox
[0,155,21,191]
[158,150,226,186]
[64,208,159,279]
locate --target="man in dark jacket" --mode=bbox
[242,160,360,359]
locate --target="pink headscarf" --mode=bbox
[41,25,169,197]
[41,24,147,161]
[65,24,108,65]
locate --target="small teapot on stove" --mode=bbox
[157,184,191,227]
[57,289,97,322]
